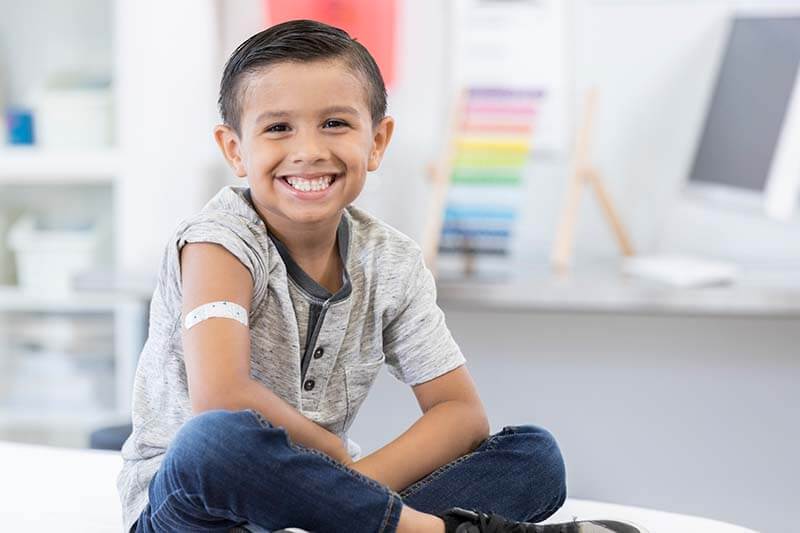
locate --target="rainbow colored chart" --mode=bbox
[438,87,544,277]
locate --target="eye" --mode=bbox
[323,119,349,129]
[264,123,290,133]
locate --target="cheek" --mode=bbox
[333,142,369,169]
[249,143,284,169]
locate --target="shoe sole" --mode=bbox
[532,519,647,533]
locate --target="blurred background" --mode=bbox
[0,0,798,531]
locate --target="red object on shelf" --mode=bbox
[264,0,397,87]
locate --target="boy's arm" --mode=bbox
[181,242,351,463]
[347,365,490,492]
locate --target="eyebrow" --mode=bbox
[254,106,360,124]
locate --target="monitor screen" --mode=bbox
[688,16,800,193]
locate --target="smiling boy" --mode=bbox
[117,19,643,533]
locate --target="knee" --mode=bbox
[510,425,567,502]
[165,409,264,480]
[173,409,251,449]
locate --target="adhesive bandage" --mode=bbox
[183,301,249,330]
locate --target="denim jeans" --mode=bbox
[133,409,566,533]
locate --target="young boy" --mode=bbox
[118,19,641,533]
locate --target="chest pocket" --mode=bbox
[342,356,385,432]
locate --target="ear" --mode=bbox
[214,124,247,178]
[367,116,395,172]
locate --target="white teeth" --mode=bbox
[285,175,334,192]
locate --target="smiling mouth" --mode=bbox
[279,174,340,192]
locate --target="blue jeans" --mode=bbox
[134,409,566,533]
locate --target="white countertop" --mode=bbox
[437,262,800,317]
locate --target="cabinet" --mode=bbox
[0,155,149,446]
[0,0,152,447]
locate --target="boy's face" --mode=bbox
[215,60,394,231]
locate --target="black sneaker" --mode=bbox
[440,507,648,533]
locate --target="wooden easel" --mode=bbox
[422,90,467,277]
[551,88,635,273]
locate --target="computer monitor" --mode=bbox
[686,14,800,221]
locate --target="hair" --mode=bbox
[218,19,387,134]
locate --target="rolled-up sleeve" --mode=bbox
[172,210,268,308]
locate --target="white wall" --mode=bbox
[115,0,222,276]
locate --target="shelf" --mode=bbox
[437,263,800,317]
[0,285,146,312]
[0,409,128,430]
[0,147,118,184]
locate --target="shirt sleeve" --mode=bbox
[382,251,466,386]
[173,210,269,308]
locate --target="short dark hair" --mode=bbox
[218,19,387,133]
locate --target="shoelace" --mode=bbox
[465,510,536,533]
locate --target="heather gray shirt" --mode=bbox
[117,186,466,532]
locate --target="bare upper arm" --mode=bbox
[180,241,254,413]
[412,365,486,416]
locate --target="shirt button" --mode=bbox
[313,347,324,359]
[303,379,315,391]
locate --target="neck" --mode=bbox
[262,211,344,294]
[270,219,339,261]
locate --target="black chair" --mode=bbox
[89,423,132,451]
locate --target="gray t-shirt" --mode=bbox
[117,186,466,532]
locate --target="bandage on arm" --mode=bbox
[183,301,249,330]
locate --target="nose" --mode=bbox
[289,128,328,165]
